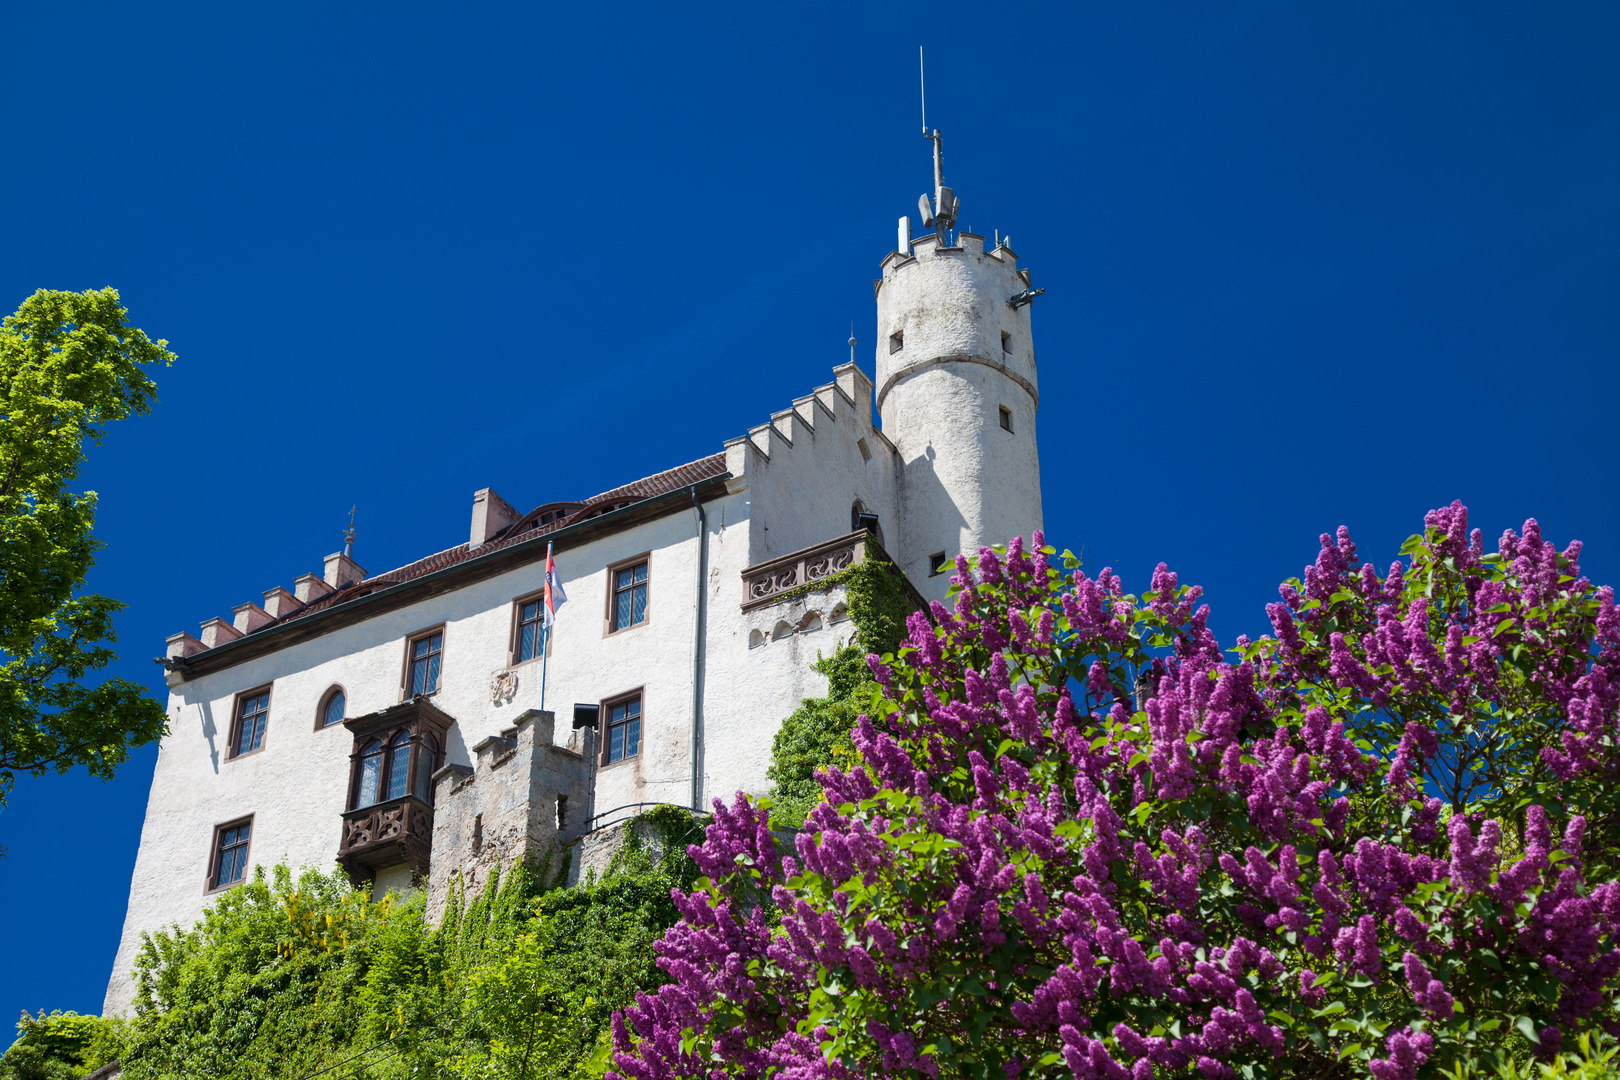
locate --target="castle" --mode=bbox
[103,132,1046,1014]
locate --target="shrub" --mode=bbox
[610,505,1620,1079]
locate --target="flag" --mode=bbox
[543,543,567,626]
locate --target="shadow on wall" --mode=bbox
[898,442,970,571]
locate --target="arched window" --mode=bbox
[319,687,346,730]
[356,738,384,808]
[414,734,438,803]
[386,731,412,802]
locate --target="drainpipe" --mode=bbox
[689,486,709,812]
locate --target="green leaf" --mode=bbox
[1516,1016,1540,1044]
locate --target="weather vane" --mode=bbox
[343,505,357,558]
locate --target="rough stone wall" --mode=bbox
[425,708,591,924]
[875,232,1045,603]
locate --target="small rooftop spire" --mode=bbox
[343,505,357,558]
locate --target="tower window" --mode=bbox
[929,552,949,577]
[999,406,1014,433]
[1001,331,1012,354]
[857,437,872,462]
[889,330,904,354]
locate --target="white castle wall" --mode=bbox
[875,232,1044,603]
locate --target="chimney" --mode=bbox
[232,602,274,634]
[166,632,206,659]
[323,551,367,589]
[469,488,520,548]
[294,573,335,605]
[262,586,303,618]
[199,617,243,649]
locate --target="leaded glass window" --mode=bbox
[611,563,648,632]
[356,738,383,808]
[517,600,542,662]
[410,632,443,696]
[386,732,412,801]
[234,691,270,756]
[213,821,252,889]
[605,696,641,763]
[322,690,346,728]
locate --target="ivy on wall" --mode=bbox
[764,554,922,829]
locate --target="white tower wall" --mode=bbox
[876,230,1044,603]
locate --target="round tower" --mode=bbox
[876,130,1044,604]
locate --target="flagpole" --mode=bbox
[539,623,549,714]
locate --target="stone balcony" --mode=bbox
[739,529,925,614]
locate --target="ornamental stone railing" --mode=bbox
[741,529,875,612]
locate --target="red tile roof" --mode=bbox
[281,453,728,624]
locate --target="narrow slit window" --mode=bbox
[234,690,270,756]
[556,794,568,830]
[212,820,252,890]
[999,406,1014,433]
[1001,330,1012,354]
[604,696,642,764]
[929,552,949,577]
[889,330,904,354]
[409,632,443,696]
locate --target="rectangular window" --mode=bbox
[210,817,253,891]
[999,406,1014,433]
[929,552,949,577]
[516,598,543,663]
[609,561,649,633]
[232,689,270,757]
[889,330,904,354]
[1001,330,1012,354]
[408,630,444,696]
[604,694,642,764]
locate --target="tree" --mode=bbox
[0,288,172,807]
[609,506,1620,1080]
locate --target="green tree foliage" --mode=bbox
[0,288,173,806]
[764,557,920,828]
[0,1011,126,1080]
[117,810,703,1079]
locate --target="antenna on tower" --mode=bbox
[919,46,927,135]
[343,505,357,558]
[916,46,958,239]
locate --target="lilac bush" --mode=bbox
[610,505,1620,1078]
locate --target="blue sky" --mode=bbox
[1,3,1615,1024]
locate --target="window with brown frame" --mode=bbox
[513,594,545,664]
[602,692,642,764]
[351,727,442,811]
[317,686,347,731]
[208,816,253,892]
[404,628,444,698]
[230,687,271,758]
[607,559,648,633]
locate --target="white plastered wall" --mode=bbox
[875,232,1045,604]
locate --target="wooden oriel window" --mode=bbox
[209,817,253,892]
[351,727,442,811]
[232,688,271,757]
[406,629,444,697]
[609,561,648,633]
[603,693,642,764]
[515,597,544,663]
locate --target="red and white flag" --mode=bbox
[543,543,567,626]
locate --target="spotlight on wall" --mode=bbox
[572,704,600,729]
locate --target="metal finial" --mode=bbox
[849,322,857,364]
[343,505,357,558]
